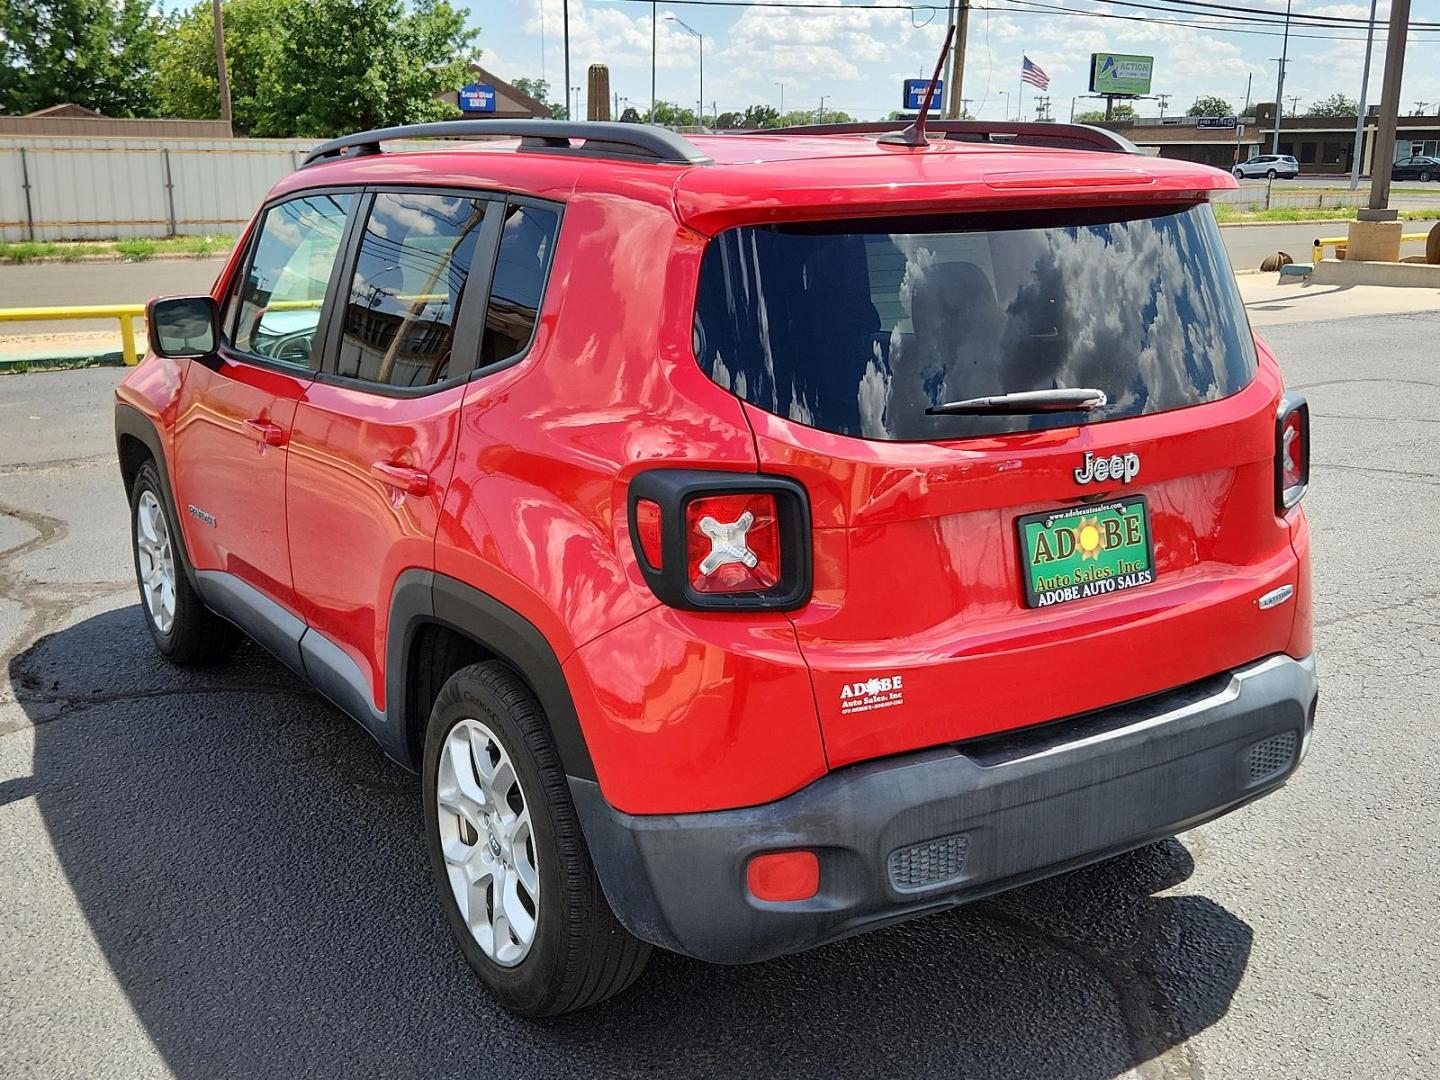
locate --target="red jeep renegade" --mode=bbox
[115,119,1316,1016]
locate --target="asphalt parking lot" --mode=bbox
[2,309,1439,1079]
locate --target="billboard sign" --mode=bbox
[1089,53,1153,96]
[459,83,497,113]
[903,78,944,112]
[1195,116,1239,130]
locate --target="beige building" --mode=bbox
[434,66,552,120]
[1099,105,1440,176]
[0,104,233,139]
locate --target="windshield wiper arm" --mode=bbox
[926,388,1108,416]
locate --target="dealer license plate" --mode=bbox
[1017,496,1155,609]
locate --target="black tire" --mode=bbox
[1232,168,1244,179]
[1266,169,1278,180]
[422,660,650,1016]
[1420,171,1432,183]
[128,460,241,665]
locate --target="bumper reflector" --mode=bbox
[746,850,820,902]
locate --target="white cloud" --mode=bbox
[475,0,1440,122]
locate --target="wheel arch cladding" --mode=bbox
[388,570,596,780]
[114,403,203,592]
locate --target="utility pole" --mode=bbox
[775,82,784,118]
[563,0,572,121]
[1157,93,1170,119]
[817,95,828,124]
[1415,102,1432,116]
[1367,0,1412,211]
[211,0,232,129]
[959,97,973,120]
[1270,0,1292,153]
[1286,94,1301,116]
[650,2,657,123]
[945,0,970,119]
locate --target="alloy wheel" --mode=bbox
[134,489,177,634]
[436,718,541,966]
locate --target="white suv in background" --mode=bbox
[1233,154,1300,180]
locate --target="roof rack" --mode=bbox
[301,120,713,169]
[759,120,1139,156]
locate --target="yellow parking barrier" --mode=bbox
[1312,233,1429,266]
[0,295,450,368]
[0,303,148,366]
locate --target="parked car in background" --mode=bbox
[1233,154,1300,180]
[1391,155,1440,182]
[116,117,1317,1016]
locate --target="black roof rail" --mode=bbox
[757,120,1139,155]
[301,120,713,169]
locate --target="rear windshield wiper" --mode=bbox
[926,388,1108,416]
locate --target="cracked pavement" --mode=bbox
[2,313,1439,1079]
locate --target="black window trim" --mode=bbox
[216,185,362,379]
[313,185,501,399]
[468,191,566,385]
[308,184,566,400]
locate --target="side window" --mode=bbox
[335,192,488,388]
[231,193,355,368]
[480,203,560,369]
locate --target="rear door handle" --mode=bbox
[371,461,430,496]
[243,418,285,446]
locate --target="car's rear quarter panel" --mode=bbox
[433,179,828,814]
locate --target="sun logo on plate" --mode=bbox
[1074,516,1105,560]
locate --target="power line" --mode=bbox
[596,0,1439,30]
[592,0,1440,42]
[999,0,1440,42]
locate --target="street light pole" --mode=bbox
[775,82,784,119]
[563,0,572,121]
[665,14,703,124]
[651,2,657,123]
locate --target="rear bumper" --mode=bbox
[572,653,1317,964]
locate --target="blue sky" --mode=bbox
[470,0,1440,123]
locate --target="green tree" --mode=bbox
[0,0,164,116]
[511,76,566,120]
[1306,93,1358,117]
[618,105,642,123]
[151,0,291,134]
[1186,95,1235,118]
[651,101,698,127]
[740,104,780,129]
[1076,103,1136,123]
[779,108,853,127]
[259,0,478,137]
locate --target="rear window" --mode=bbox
[693,203,1257,441]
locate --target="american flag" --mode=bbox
[1021,56,1050,91]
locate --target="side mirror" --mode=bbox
[147,295,220,359]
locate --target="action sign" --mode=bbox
[459,83,497,113]
[903,78,944,112]
[1088,53,1153,96]
[1195,116,1239,130]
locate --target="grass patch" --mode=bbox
[1214,204,1440,224]
[0,234,235,264]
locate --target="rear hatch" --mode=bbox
[690,198,1301,767]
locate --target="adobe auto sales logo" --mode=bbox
[839,674,905,716]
